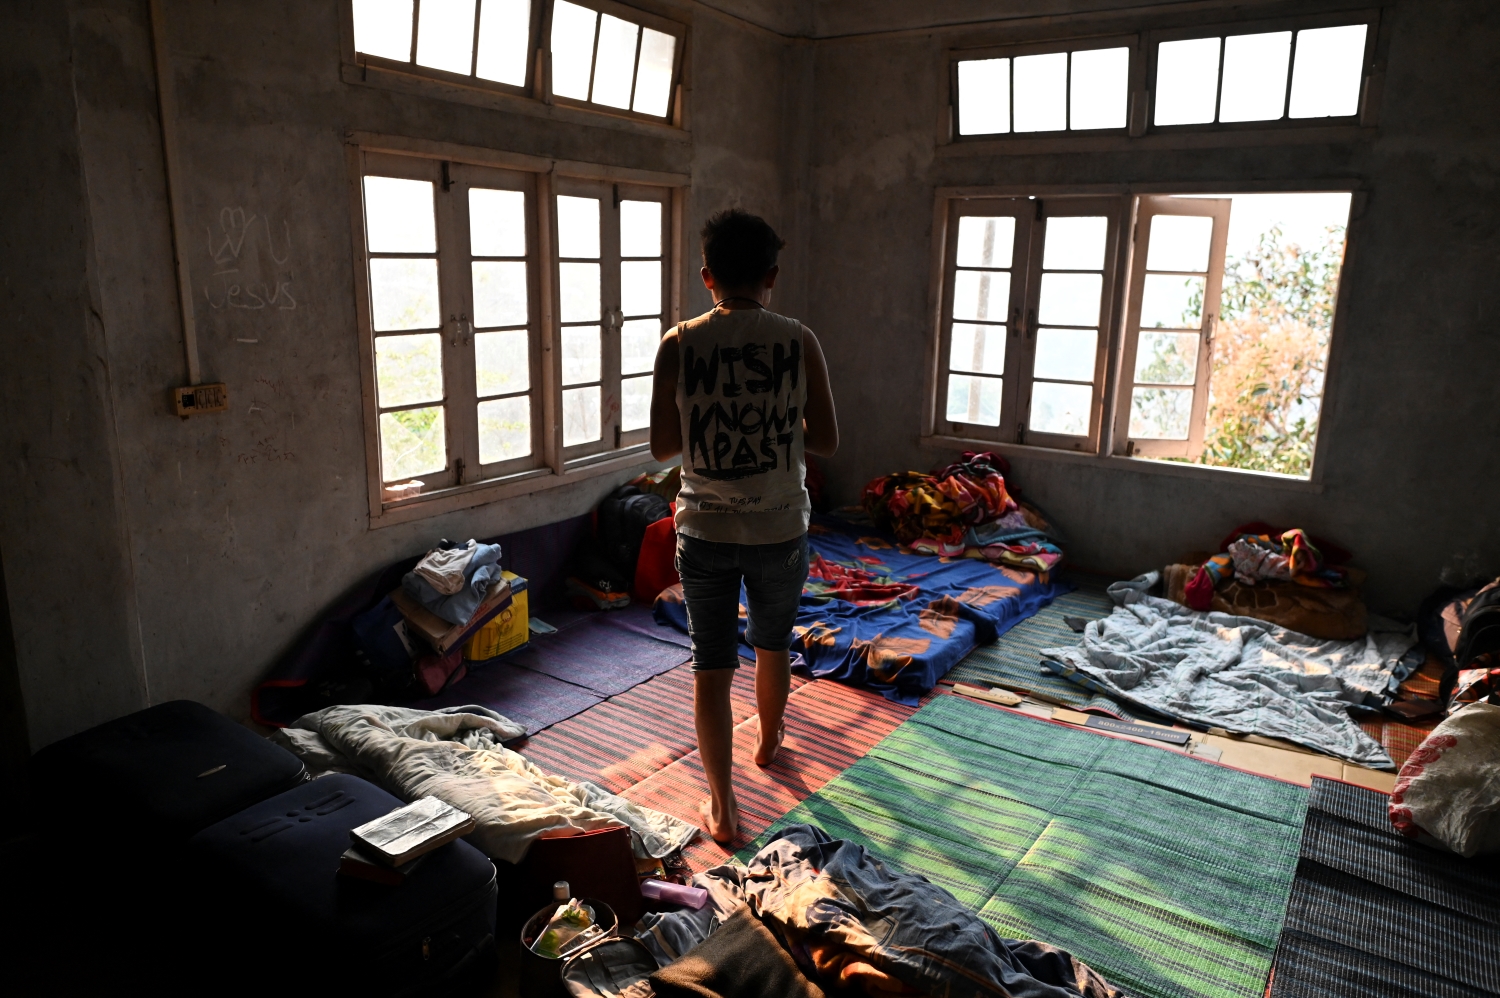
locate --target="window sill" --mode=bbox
[342,61,691,144]
[919,434,1325,493]
[938,124,1375,158]
[370,443,657,528]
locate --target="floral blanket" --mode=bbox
[655,515,1066,703]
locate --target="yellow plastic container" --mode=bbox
[463,571,529,661]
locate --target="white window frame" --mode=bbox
[1114,196,1231,460]
[950,34,1140,139]
[550,176,672,461]
[922,181,1362,488]
[338,0,689,133]
[345,134,685,527]
[945,7,1384,148]
[541,0,687,124]
[932,195,1127,454]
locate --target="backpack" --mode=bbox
[1456,580,1500,671]
[562,938,658,998]
[597,485,672,581]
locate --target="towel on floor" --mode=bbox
[271,703,696,863]
[651,907,826,998]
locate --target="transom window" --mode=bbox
[931,190,1353,479]
[1154,23,1369,126]
[352,0,537,88]
[957,42,1131,136]
[352,150,677,513]
[953,13,1376,139]
[348,0,684,123]
[548,0,681,118]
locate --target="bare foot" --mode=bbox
[698,796,738,844]
[754,719,785,767]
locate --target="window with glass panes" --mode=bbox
[348,0,685,124]
[548,0,682,119]
[1115,196,1230,458]
[359,154,543,495]
[352,0,537,89]
[951,14,1376,141]
[356,151,677,505]
[936,197,1123,452]
[552,179,670,458]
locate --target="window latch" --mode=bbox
[454,457,466,484]
[450,313,472,347]
[614,424,622,448]
[1026,308,1037,339]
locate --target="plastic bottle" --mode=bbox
[640,879,709,910]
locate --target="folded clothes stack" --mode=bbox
[861,450,1066,573]
[403,539,505,626]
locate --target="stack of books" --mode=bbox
[339,797,476,886]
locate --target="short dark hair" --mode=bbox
[700,209,785,288]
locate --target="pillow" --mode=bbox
[1389,702,1500,857]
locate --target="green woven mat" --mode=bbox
[945,574,1148,719]
[740,695,1308,998]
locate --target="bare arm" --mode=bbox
[649,329,682,461]
[802,329,839,458]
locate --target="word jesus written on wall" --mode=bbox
[683,336,801,487]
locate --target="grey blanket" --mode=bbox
[1040,574,1412,769]
[272,703,697,863]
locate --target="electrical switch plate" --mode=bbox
[172,382,228,416]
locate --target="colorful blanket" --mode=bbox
[655,515,1067,704]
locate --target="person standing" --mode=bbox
[648,209,839,843]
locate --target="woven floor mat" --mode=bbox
[619,679,919,872]
[1357,715,1441,768]
[740,694,1310,998]
[1269,777,1500,998]
[942,574,1149,719]
[520,661,807,793]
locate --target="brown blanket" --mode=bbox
[1163,563,1367,640]
[650,907,826,998]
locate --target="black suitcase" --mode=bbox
[187,773,498,995]
[29,699,307,846]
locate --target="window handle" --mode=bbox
[1027,308,1037,339]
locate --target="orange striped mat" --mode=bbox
[621,679,922,871]
[520,661,808,793]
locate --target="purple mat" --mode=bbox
[518,607,692,696]
[408,662,602,736]
[596,604,692,649]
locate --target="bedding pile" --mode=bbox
[639,824,1120,998]
[272,703,696,863]
[1041,573,1414,768]
[862,451,1065,572]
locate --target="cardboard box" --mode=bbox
[464,571,529,661]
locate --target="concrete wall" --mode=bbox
[5,0,1498,748]
[3,0,803,749]
[800,0,1500,612]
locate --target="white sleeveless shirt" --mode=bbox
[674,306,811,544]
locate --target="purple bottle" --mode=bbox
[639,879,709,910]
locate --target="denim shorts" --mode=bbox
[674,533,810,671]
